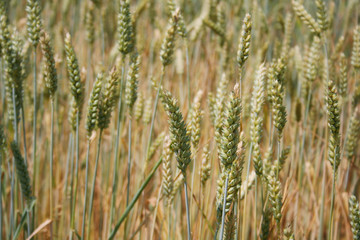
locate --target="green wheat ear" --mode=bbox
[162,135,174,207]
[250,64,266,176]
[200,144,211,187]
[283,226,295,240]
[98,67,119,130]
[346,110,360,160]
[86,72,103,138]
[316,0,329,33]
[351,26,360,70]
[85,1,95,47]
[219,86,241,169]
[260,207,271,240]
[160,10,179,67]
[237,13,252,69]
[292,0,320,35]
[40,31,58,99]
[266,166,282,225]
[349,195,360,239]
[326,80,341,172]
[10,141,33,203]
[161,89,192,176]
[26,0,42,47]
[134,92,144,122]
[65,32,84,108]
[118,0,135,55]
[125,52,140,113]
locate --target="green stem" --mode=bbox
[108,157,162,240]
[32,49,37,194]
[241,142,253,240]
[123,116,133,239]
[70,109,80,236]
[219,174,229,240]
[81,140,91,239]
[109,56,126,230]
[9,85,18,239]
[87,130,103,239]
[254,176,258,240]
[0,152,2,239]
[59,133,73,238]
[184,180,192,240]
[20,107,27,167]
[298,90,312,185]
[21,105,31,237]
[185,42,190,110]
[328,147,337,240]
[126,117,132,206]
[141,65,166,234]
[319,150,326,240]
[144,66,165,173]
[100,13,105,65]
[49,99,55,238]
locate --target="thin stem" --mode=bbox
[9,85,18,239]
[70,109,80,236]
[20,107,27,167]
[123,116,133,239]
[319,151,326,240]
[328,147,338,240]
[299,89,312,185]
[143,66,165,174]
[126,117,132,206]
[109,158,162,240]
[241,142,253,240]
[87,130,103,239]
[32,49,37,194]
[50,100,54,219]
[219,174,229,240]
[60,133,73,238]
[190,148,197,220]
[48,99,55,238]
[109,56,126,230]
[0,152,1,235]
[21,103,31,236]
[184,180,192,240]
[254,176,258,240]
[185,42,190,110]
[81,140,91,239]
[100,13,105,65]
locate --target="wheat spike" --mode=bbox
[237,13,252,69]
[349,195,360,239]
[26,0,42,47]
[11,141,33,202]
[118,0,134,55]
[40,31,58,98]
[86,72,103,138]
[351,26,360,70]
[292,0,320,34]
[161,89,192,176]
[162,136,174,207]
[98,67,120,130]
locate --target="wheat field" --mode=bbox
[0,0,360,239]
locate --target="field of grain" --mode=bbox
[0,0,360,239]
